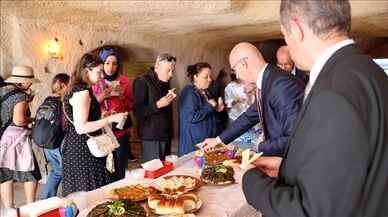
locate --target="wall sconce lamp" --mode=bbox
[47,37,61,59]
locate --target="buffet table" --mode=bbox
[71,153,262,217]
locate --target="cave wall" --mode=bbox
[0,15,232,113]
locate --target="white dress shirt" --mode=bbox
[291,67,296,76]
[304,39,354,99]
[216,63,268,144]
[256,63,268,90]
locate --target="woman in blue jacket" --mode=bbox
[178,62,225,156]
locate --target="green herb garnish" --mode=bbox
[107,200,125,216]
[215,166,227,173]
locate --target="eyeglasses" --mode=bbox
[231,57,248,73]
[277,62,293,68]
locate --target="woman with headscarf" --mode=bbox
[92,47,135,180]
[0,65,41,208]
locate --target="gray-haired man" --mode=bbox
[133,53,177,162]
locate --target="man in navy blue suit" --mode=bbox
[276,45,309,85]
[201,42,304,156]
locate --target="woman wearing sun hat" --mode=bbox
[0,65,41,208]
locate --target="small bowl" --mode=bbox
[165,155,179,167]
[127,168,145,179]
[2,208,17,217]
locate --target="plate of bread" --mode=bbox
[147,192,202,215]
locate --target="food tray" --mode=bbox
[144,161,174,179]
[37,209,60,217]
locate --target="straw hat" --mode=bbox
[4,65,40,84]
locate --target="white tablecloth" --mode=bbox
[74,153,261,217]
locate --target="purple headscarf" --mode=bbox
[99,47,122,81]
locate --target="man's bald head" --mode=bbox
[276,46,291,60]
[230,42,265,66]
[229,42,267,85]
[276,45,294,73]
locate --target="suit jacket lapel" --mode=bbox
[282,44,361,159]
[281,91,314,161]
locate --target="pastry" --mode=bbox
[160,176,198,196]
[109,184,154,202]
[148,192,199,215]
[148,194,162,208]
[180,192,198,211]
[204,150,227,166]
[154,198,184,215]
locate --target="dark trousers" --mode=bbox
[140,140,171,163]
[113,134,130,180]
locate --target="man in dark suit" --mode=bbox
[235,1,388,217]
[201,42,304,156]
[276,45,309,85]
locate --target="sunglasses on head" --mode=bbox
[85,60,100,69]
[161,56,177,63]
[231,57,248,74]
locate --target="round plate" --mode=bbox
[106,184,157,202]
[156,175,202,192]
[147,199,202,215]
[200,177,235,186]
[200,166,236,186]
[87,199,147,217]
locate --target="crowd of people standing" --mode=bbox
[1,1,388,217]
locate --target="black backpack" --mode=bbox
[32,96,64,149]
[0,88,21,138]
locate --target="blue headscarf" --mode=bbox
[99,48,121,81]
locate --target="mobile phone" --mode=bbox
[116,116,127,130]
[110,81,121,96]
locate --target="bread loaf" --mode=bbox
[181,192,198,201]
[182,198,196,211]
[148,194,162,209]
[173,198,185,214]
[166,199,175,213]
[156,200,168,215]
[163,185,186,196]
[150,192,199,215]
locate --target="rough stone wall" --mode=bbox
[0,13,232,156]
[0,14,231,113]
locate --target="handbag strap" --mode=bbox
[62,102,104,138]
